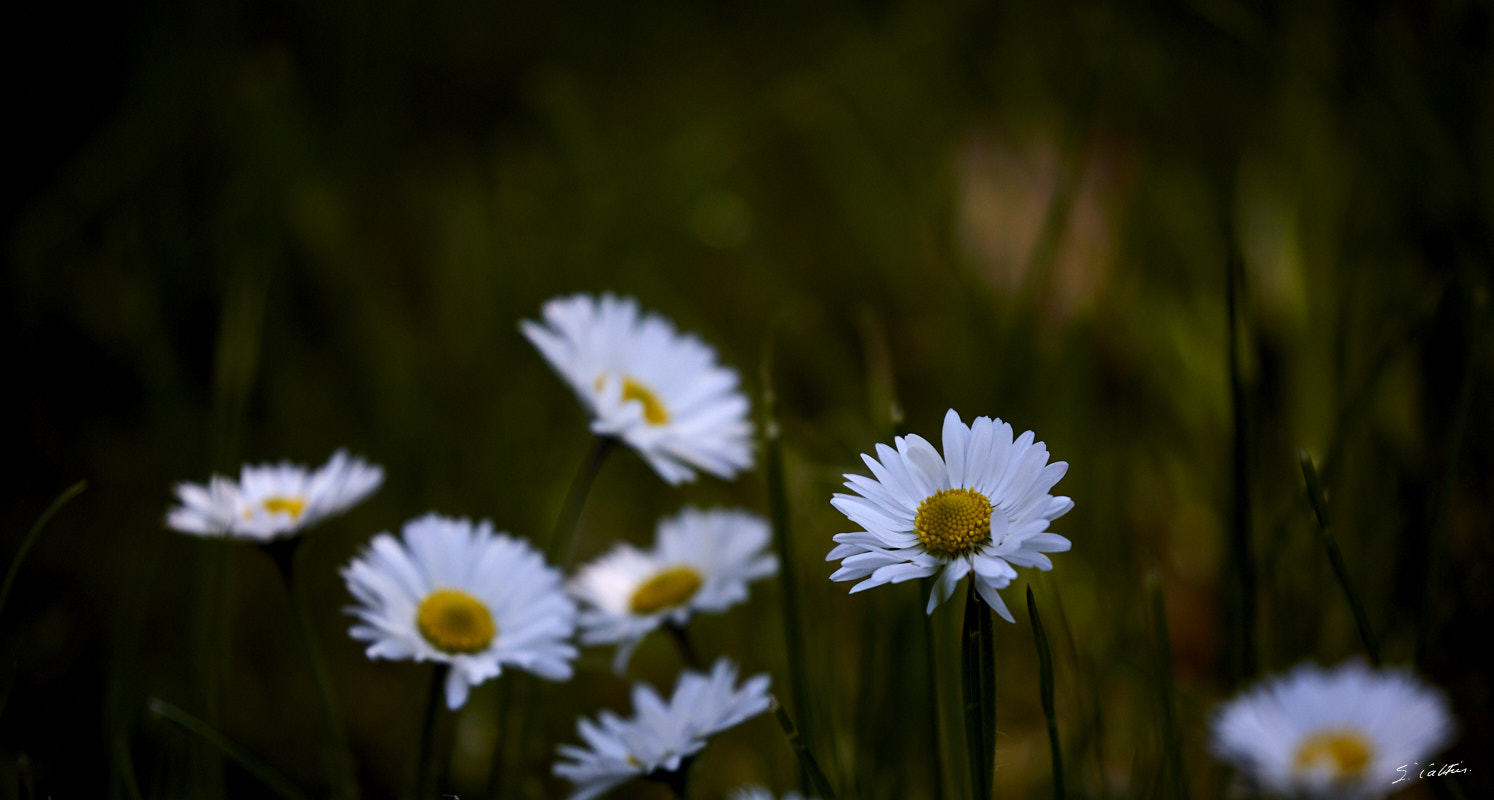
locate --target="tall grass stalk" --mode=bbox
[1417,287,1487,667]
[148,697,309,800]
[263,539,359,800]
[961,583,994,800]
[410,666,445,800]
[768,696,838,800]
[0,480,85,620]
[1027,587,1064,800]
[1224,246,1258,684]
[1147,572,1188,800]
[546,435,615,565]
[760,348,819,790]
[1298,451,1380,666]
[919,577,950,800]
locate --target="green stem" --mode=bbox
[1027,588,1064,800]
[962,583,994,800]
[768,696,839,800]
[264,539,360,800]
[1148,573,1188,800]
[1225,244,1258,684]
[547,436,614,565]
[1298,452,1381,666]
[760,367,818,793]
[919,577,949,800]
[149,697,309,800]
[0,481,86,620]
[410,665,445,800]
[665,623,702,670]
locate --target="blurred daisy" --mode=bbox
[166,475,243,536]
[554,657,771,800]
[521,293,753,485]
[166,449,383,541]
[236,449,384,540]
[1210,660,1455,799]
[570,507,777,672]
[730,787,818,800]
[342,513,578,709]
[827,409,1072,618]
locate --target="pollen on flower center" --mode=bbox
[630,566,703,615]
[1293,729,1374,779]
[914,488,994,557]
[417,589,496,654]
[259,495,307,519]
[621,378,669,425]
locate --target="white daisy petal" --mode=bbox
[554,657,771,800]
[828,409,1072,615]
[341,513,578,710]
[523,293,754,485]
[166,451,383,542]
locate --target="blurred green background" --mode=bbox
[4,0,1492,798]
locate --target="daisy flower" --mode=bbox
[554,657,771,800]
[165,449,384,541]
[1210,660,1456,799]
[520,293,753,485]
[730,787,818,800]
[570,507,777,672]
[235,449,384,540]
[827,409,1072,618]
[166,475,244,536]
[342,512,578,709]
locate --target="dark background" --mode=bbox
[4,0,1492,798]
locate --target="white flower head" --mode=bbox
[1210,660,1456,799]
[342,512,579,709]
[570,507,777,672]
[521,293,754,485]
[730,787,819,800]
[827,409,1073,618]
[166,449,384,541]
[166,475,244,536]
[554,657,771,800]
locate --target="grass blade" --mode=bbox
[961,583,993,800]
[0,481,86,620]
[1298,451,1381,666]
[149,697,309,800]
[1027,587,1064,800]
[547,436,614,565]
[1224,245,1258,685]
[760,342,820,791]
[768,695,838,800]
[1148,572,1188,800]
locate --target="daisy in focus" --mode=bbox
[554,657,771,800]
[342,512,578,709]
[827,409,1072,618]
[1210,660,1455,799]
[166,449,384,541]
[570,507,777,672]
[520,293,753,485]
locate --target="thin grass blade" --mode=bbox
[0,481,86,620]
[149,697,309,800]
[1299,451,1381,666]
[1027,587,1064,800]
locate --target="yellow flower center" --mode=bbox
[596,374,670,425]
[255,496,307,519]
[1293,729,1374,780]
[630,566,704,615]
[914,488,993,557]
[416,589,496,654]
